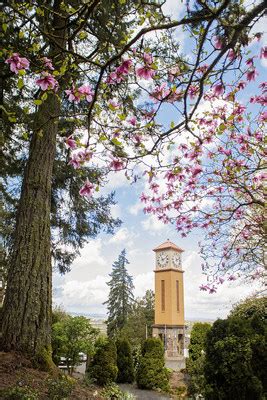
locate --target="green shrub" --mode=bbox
[46,375,75,399]
[0,385,38,400]
[102,383,136,399]
[116,338,135,383]
[88,338,118,386]
[136,338,170,391]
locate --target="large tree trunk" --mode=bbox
[1,1,66,368]
[1,94,60,367]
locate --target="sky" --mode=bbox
[53,0,266,321]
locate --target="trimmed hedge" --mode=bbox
[136,338,170,391]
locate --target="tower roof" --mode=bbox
[153,240,184,252]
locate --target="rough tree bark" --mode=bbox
[1,94,60,367]
[1,1,66,369]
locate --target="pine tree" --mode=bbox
[104,250,134,337]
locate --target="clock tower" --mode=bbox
[152,240,185,360]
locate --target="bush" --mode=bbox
[204,315,266,399]
[116,338,135,383]
[0,385,38,400]
[88,338,118,386]
[46,375,75,399]
[102,383,136,399]
[136,338,170,391]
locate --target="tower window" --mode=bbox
[176,280,179,312]
[161,280,165,312]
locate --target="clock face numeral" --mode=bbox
[172,253,181,268]
[157,252,169,268]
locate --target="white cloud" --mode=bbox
[129,201,144,215]
[72,239,106,269]
[134,272,154,298]
[54,275,109,314]
[108,227,137,246]
[183,251,262,320]
[141,214,168,232]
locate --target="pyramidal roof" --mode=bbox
[153,240,184,252]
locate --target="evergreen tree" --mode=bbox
[88,338,118,386]
[136,338,170,391]
[116,338,135,383]
[104,250,134,338]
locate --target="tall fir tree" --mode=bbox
[104,250,134,338]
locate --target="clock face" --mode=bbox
[157,252,169,268]
[172,253,181,268]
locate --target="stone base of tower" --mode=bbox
[152,324,185,369]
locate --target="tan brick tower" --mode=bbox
[152,240,185,359]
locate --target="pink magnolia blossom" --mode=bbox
[188,85,199,100]
[196,64,209,74]
[260,46,267,59]
[116,59,132,75]
[227,49,237,62]
[246,68,258,82]
[259,111,267,122]
[208,286,217,294]
[65,136,76,149]
[5,53,30,74]
[143,53,153,64]
[79,84,94,102]
[227,274,236,281]
[259,82,267,92]
[42,57,54,70]
[136,65,155,80]
[106,71,123,84]
[213,36,223,50]
[109,159,124,171]
[246,57,255,67]
[65,85,82,102]
[69,154,81,169]
[136,52,155,80]
[108,99,120,109]
[36,72,58,91]
[140,193,149,203]
[128,116,137,126]
[78,149,93,162]
[191,165,203,177]
[168,66,180,81]
[212,83,224,97]
[150,82,170,102]
[237,81,247,90]
[79,179,94,197]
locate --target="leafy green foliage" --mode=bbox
[136,338,170,391]
[101,383,136,400]
[116,338,135,383]
[46,375,75,400]
[88,338,118,386]
[105,250,134,337]
[51,314,99,373]
[188,322,211,361]
[0,386,38,400]
[121,290,155,347]
[230,296,267,320]
[204,306,267,399]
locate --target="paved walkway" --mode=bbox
[119,384,171,399]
